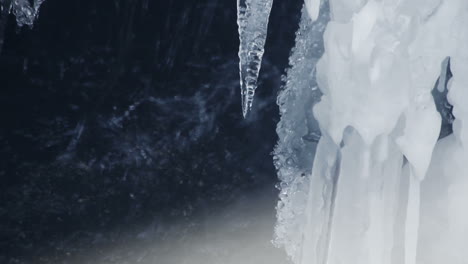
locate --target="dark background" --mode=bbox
[0,0,302,262]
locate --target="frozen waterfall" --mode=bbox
[269,0,468,263]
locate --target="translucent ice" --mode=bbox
[0,0,45,53]
[11,0,45,27]
[273,3,329,261]
[237,0,273,117]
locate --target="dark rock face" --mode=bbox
[0,0,302,262]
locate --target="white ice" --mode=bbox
[305,0,321,21]
[274,0,468,263]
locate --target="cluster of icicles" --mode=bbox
[237,0,468,263]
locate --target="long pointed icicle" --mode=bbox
[236,0,273,117]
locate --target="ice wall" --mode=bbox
[274,0,468,263]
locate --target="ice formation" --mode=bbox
[274,3,329,261]
[304,0,321,21]
[236,0,273,117]
[273,0,468,263]
[0,0,45,52]
[11,0,45,27]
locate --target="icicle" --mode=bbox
[299,134,340,264]
[404,170,420,264]
[236,0,273,117]
[0,0,44,54]
[11,0,45,27]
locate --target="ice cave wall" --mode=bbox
[269,0,468,264]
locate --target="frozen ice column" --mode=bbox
[298,0,453,263]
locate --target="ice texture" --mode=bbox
[236,0,273,117]
[11,0,45,27]
[274,0,468,263]
[304,0,321,21]
[0,0,45,53]
[273,3,329,261]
